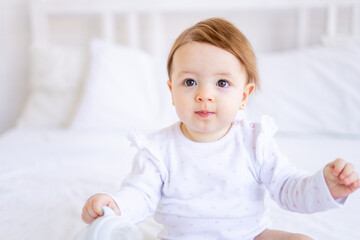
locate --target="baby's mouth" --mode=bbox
[195,110,214,118]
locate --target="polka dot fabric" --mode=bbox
[113,115,345,240]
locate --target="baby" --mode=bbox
[81,18,359,240]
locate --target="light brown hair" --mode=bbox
[167,18,259,87]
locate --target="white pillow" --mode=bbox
[17,45,87,128]
[247,44,360,136]
[70,39,161,132]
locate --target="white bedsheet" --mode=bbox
[0,129,359,240]
[0,129,160,240]
[271,134,360,240]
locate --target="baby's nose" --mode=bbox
[195,88,215,102]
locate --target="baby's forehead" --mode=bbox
[173,43,244,70]
[174,42,240,63]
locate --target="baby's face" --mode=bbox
[168,42,254,142]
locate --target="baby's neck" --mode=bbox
[180,123,232,142]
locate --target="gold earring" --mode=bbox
[241,103,246,109]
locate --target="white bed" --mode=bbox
[1,0,360,239]
[1,129,359,240]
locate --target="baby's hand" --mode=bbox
[323,158,360,200]
[81,193,120,224]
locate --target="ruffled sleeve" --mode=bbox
[128,129,151,150]
[243,115,282,182]
[128,129,168,180]
[255,115,278,165]
[111,129,167,223]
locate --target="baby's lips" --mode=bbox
[195,111,214,118]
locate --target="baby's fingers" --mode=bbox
[344,172,359,186]
[91,196,107,216]
[352,179,360,189]
[81,194,112,224]
[339,163,355,182]
[331,158,346,177]
[82,204,97,224]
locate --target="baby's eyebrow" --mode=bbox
[215,72,232,77]
[175,70,232,79]
[179,71,231,75]
[179,70,196,75]
[174,70,197,78]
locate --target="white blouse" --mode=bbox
[112,116,344,240]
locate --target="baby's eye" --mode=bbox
[217,79,229,88]
[184,79,197,87]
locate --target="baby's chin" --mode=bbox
[183,122,233,141]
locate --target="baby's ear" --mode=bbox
[167,80,172,92]
[242,83,255,101]
[167,80,175,106]
[240,83,255,109]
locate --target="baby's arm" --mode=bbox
[81,193,120,224]
[323,158,360,200]
[258,133,354,212]
[81,149,163,224]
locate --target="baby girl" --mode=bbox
[81,18,359,240]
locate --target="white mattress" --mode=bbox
[0,129,359,240]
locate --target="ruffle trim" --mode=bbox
[252,115,278,180]
[127,128,168,181]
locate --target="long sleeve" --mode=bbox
[255,117,346,213]
[111,149,164,223]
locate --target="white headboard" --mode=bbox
[29,0,360,54]
[22,0,360,135]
